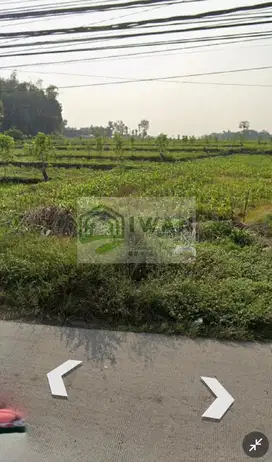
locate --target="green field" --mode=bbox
[0,138,272,340]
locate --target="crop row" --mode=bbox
[1,155,271,224]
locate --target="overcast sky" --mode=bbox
[0,0,272,136]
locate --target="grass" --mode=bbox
[0,142,272,340]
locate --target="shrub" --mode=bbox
[229,228,255,247]
[197,220,233,241]
[0,134,14,161]
[251,214,272,238]
[4,127,25,141]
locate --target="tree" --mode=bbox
[113,120,126,136]
[204,135,210,145]
[36,78,43,90]
[0,100,4,127]
[46,85,58,100]
[28,132,54,181]
[239,121,250,131]
[106,121,114,138]
[60,119,68,134]
[0,134,14,160]
[239,121,250,146]
[130,135,135,152]
[155,133,168,160]
[95,136,103,154]
[0,73,63,136]
[138,119,149,138]
[0,134,14,177]
[113,133,124,154]
[189,135,196,144]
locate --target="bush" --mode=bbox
[198,221,256,247]
[4,127,25,141]
[197,220,233,241]
[251,214,272,238]
[155,133,168,152]
[0,233,271,340]
[229,228,255,246]
[0,134,14,163]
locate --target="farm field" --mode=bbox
[0,138,272,340]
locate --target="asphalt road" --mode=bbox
[0,320,272,461]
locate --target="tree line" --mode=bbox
[0,74,270,143]
[0,72,63,137]
[208,121,271,142]
[0,72,150,139]
[62,119,150,138]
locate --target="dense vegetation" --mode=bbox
[0,132,271,340]
[0,73,63,136]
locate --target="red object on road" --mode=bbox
[0,408,26,432]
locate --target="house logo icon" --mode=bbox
[78,204,125,253]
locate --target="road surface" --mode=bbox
[0,320,271,461]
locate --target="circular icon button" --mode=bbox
[243,432,269,458]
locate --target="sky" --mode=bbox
[0,0,272,136]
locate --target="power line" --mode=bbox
[1,33,272,70]
[1,28,271,54]
[1,13,272,51]
[85,1,172,27]
[165,80,272,88]
[52,64,272,89]
[2,67,272,88]
[0,0,101,8]
[1,2,272,37]
[0,2,271,96]
[2,21,272,58]
[1,67,272,93]
[0,0,204,20]
[0,38,271,78]
[1,2,272,64]
[0,1,270,64]
[0,0,172,49]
